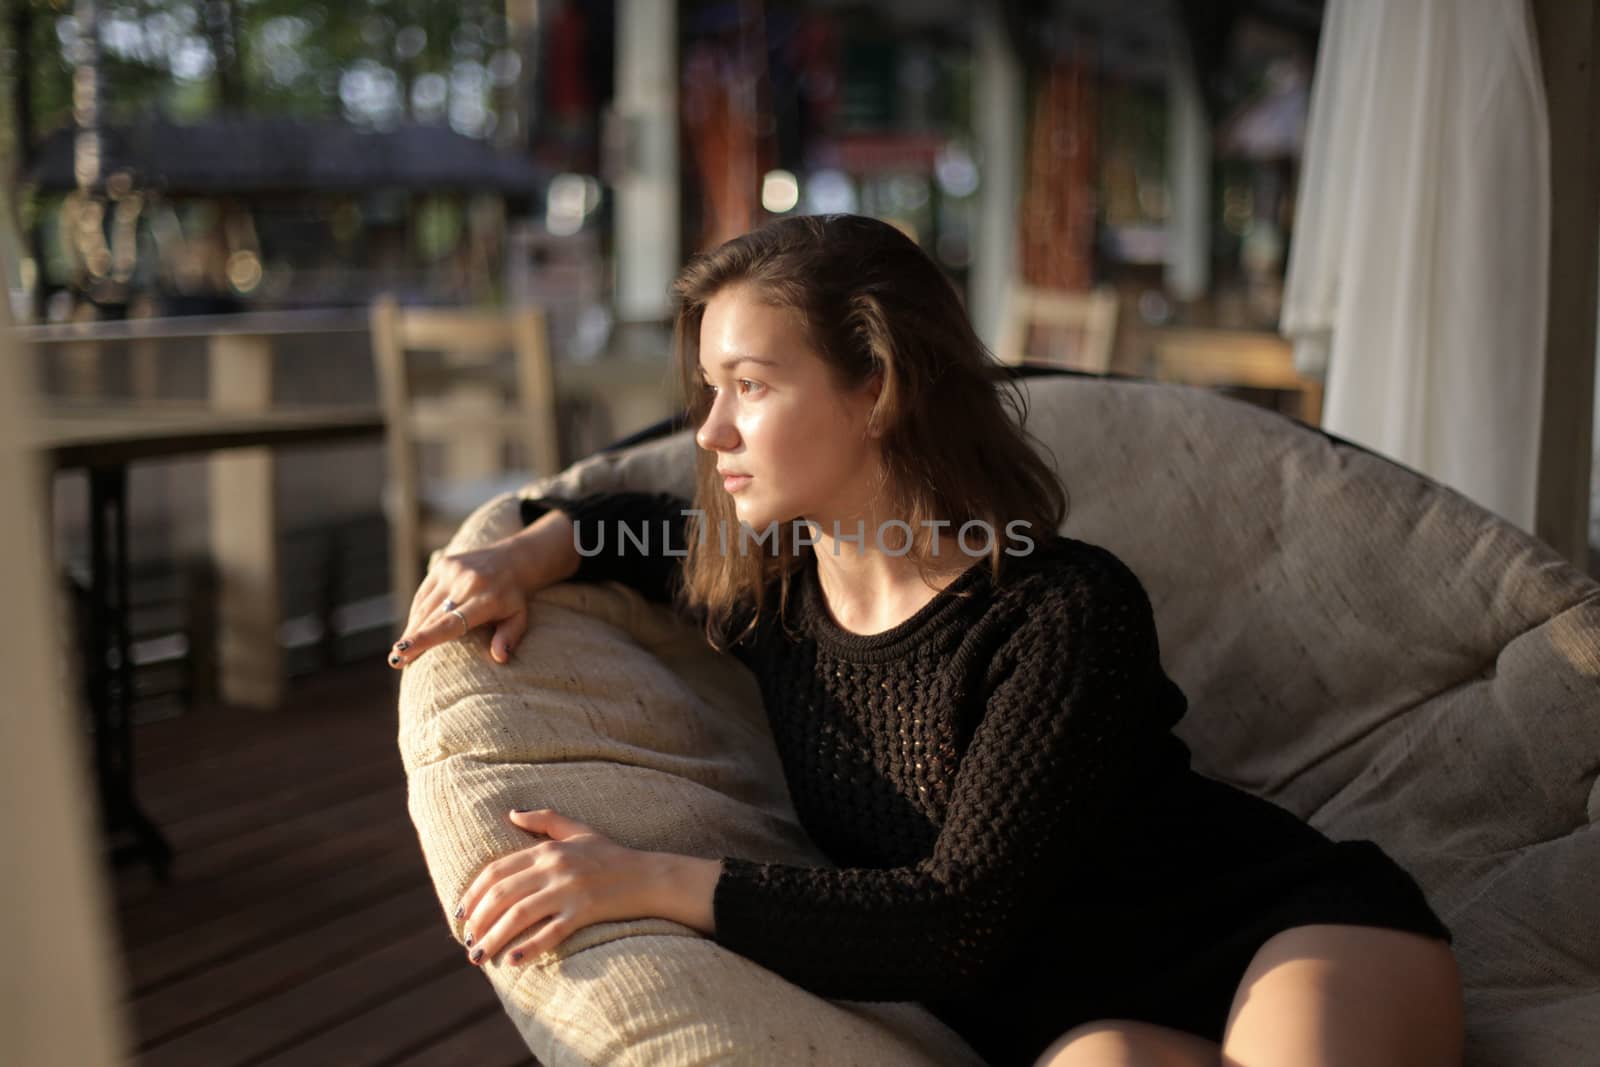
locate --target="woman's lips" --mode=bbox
[722,474,752,492]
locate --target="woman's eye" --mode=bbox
[701,379,761,398]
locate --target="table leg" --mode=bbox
[209,333,283,708]
[87,465,173,883]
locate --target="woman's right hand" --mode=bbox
[387,510,579,669]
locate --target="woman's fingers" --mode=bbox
[459,849,543,955]
[388,542,533,669]
[400,575,436,642]
[391,573,452,666]
[471,888,566,967]
[490,608,528,664]
[391,594,482,666]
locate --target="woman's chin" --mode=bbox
[731,497,781,534]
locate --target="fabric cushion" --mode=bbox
[400,373,1600,1065]
[1015,375,1600,1065]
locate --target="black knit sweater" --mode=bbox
[520,488,1196,1034]
[519,490,1450,1064]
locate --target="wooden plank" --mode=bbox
[395,311,517,354]
[15,308,370,345]
[385,1007,537,1067]
[102,656,546,1067]
[118,767,406,902]
[131,881,443,1049]
[370,295,424,620]
[61,339,104,397]
[134,754,401,858]
[125,845,432,994]
[132,924,460,1067]
[407,405,546,440]
[116,784,408,915]
[119,790,414,952]
[130,662,395,769]
[512,306,562,479]
[248,964,507,1067]
[132,711,394,810]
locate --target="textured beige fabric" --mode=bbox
[399,374,1600,1066]
[398,444,985,1066]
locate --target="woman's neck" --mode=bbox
[808,531,979,637]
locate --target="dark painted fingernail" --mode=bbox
[396,640,411,651]
[453,905,464,920]
[511,950,523,963]
[512,807,533,813]
[470,947,485,963]
[388,653,402,666]
[465,933,474,947]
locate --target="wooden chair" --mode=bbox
[993,283,1120,373]
[370,296,561,621]
[1149,327,1324,426]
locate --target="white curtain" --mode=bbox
[1281,0,1549,532]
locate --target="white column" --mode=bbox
[970,6,1024,350]
[1165,38,1211,303]
[614,0,680,322]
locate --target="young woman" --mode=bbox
[387,215,1464,1067]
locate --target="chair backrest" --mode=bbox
[992,283,1119,372]
[370,295,561,609]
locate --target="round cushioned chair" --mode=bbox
[398,371,1600,1066]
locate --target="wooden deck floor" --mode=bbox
[109,660,537,1067]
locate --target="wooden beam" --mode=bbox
[1532,0,1600,568]
[0,234,131,1066]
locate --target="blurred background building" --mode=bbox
[3,0,1322,340]
[1,0,1592,719]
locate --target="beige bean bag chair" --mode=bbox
[398,373,1600,1066]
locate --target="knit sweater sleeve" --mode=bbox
[519,490,694,607]
[709,549,1186,1001]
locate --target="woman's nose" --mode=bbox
[696,399,738,451]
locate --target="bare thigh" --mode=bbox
[1222,924,1464,1067]
[1032,1020,1221,1067]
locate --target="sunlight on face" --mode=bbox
[694,284,883,533]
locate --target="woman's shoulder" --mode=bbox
[979,535,1166,683]
[993,532,1149,600]
[980,533,1158,645]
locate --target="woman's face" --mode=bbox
[694,284,884,535]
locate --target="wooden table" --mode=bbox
[19,310,679,699]
[30,404,384,881]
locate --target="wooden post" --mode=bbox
[60,339,103,396]
[0,243,132,1066]
[1531,0,1600,569]
[208,331,282,708]
[970,5,1025,349]
[613,0,679,321]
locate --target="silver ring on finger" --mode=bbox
[443,598,459,612]
[448,607,469,635]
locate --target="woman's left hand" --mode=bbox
[457,808,665,967]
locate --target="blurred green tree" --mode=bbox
[2,0,516,176]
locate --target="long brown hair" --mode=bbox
[671,214,1069,650]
